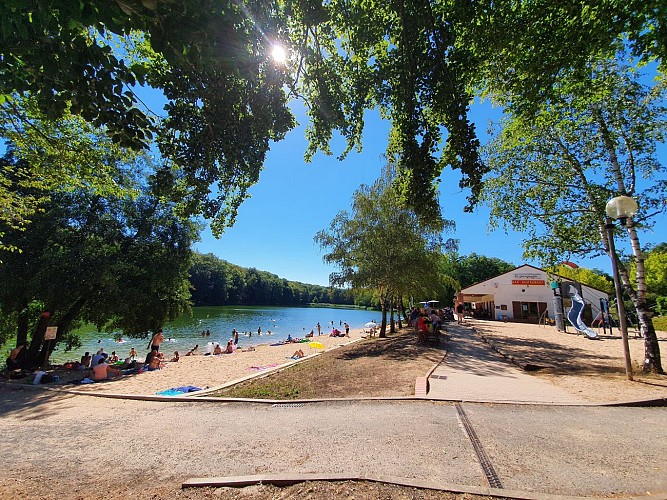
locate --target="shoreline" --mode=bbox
[42,327,369,396]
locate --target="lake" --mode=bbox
[51,305,380,363]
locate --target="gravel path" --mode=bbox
[1,389,666,498]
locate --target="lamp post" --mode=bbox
[604,195,638,381]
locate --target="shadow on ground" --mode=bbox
[0,384,78,420]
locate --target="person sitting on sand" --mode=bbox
[109,351,119,363]
[213,344,223,355]
[6,344,24,370]
[305,330,314,338]
[147,353,165,370]
[80,351,92,368]
[91,358,121,381]
[171,351,180,362]
[185,344,199,356]
[225,340,234,354]
[291,349,305,360]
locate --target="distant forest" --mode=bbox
[189,253,362,307]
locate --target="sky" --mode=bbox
[134,81,666,288]
[190,97,666,286]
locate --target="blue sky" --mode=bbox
[132,85,666,287]
[192,97,666,286]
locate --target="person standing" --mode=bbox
[344,322,349,336]
[147,329,164,352]
[317,322,321,335]
[233,329,239,345]
[456,303,465,324]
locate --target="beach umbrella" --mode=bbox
[364,321,377,328]
[308,341,325,349]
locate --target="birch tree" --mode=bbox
[481,55,666,374]
[315,165,454,337]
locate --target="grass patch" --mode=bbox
[212,329,446,399]
[652,315,667,331]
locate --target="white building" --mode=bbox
[459,264,609,324]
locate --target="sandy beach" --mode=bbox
[6,319,667,402]
[69,328,368,396]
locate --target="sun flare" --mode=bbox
[271,44,287,64]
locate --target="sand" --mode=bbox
[467,318,667,402]
[68,328,368,396]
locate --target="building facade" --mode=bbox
[458,264,609,324]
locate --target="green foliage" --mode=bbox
[656,297,667,316]
[315,163,456,308]
[1,0,295,233]
[481,55,667,264]
[643,249,667,297]
[3,1,667,230]
[441,252,515,290]
[652,315,667,331]
[188,253,354,307]
[547,264,613,294]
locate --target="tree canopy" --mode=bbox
[481,54,665,373]
[189,252,355,307]
[315,164,456,335]
[3,1,665,228]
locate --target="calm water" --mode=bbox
[51,305,379,363]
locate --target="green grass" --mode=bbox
[652,315,667,331]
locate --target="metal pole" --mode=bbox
[605,218,633,381]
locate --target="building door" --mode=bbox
[512,301,549,323]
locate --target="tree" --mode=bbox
[5,2,665,229]
[0,118,197,367]
[481,55,665,373]
[547,264,613,295]
[0,184,197,367]
[315,164,454,337]
[441,252,516,290]
[1,1,295,234]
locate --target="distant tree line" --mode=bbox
[189,253,356,307]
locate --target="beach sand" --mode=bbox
[71,328,368,396]
[468,318,667,402]
[11,320,667,402]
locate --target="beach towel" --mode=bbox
[155,385,202,396]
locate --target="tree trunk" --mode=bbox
[17,306,30,347]
[400,297,409,323]
[24,311,52,369]
[396,295,403,329]
[622,224,663,374]
[39,298,87,366]
[389,296,396,333]
[379,297,388,338]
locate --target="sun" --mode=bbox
[271,44,287,64]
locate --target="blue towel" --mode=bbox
[156,385,202,396]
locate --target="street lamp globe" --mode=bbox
[605,195,638,221]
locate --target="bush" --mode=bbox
[656,296,667,316]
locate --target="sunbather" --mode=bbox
[291,349,305,360]
[91,358,122,381]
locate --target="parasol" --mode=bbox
[308,342,325,349]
